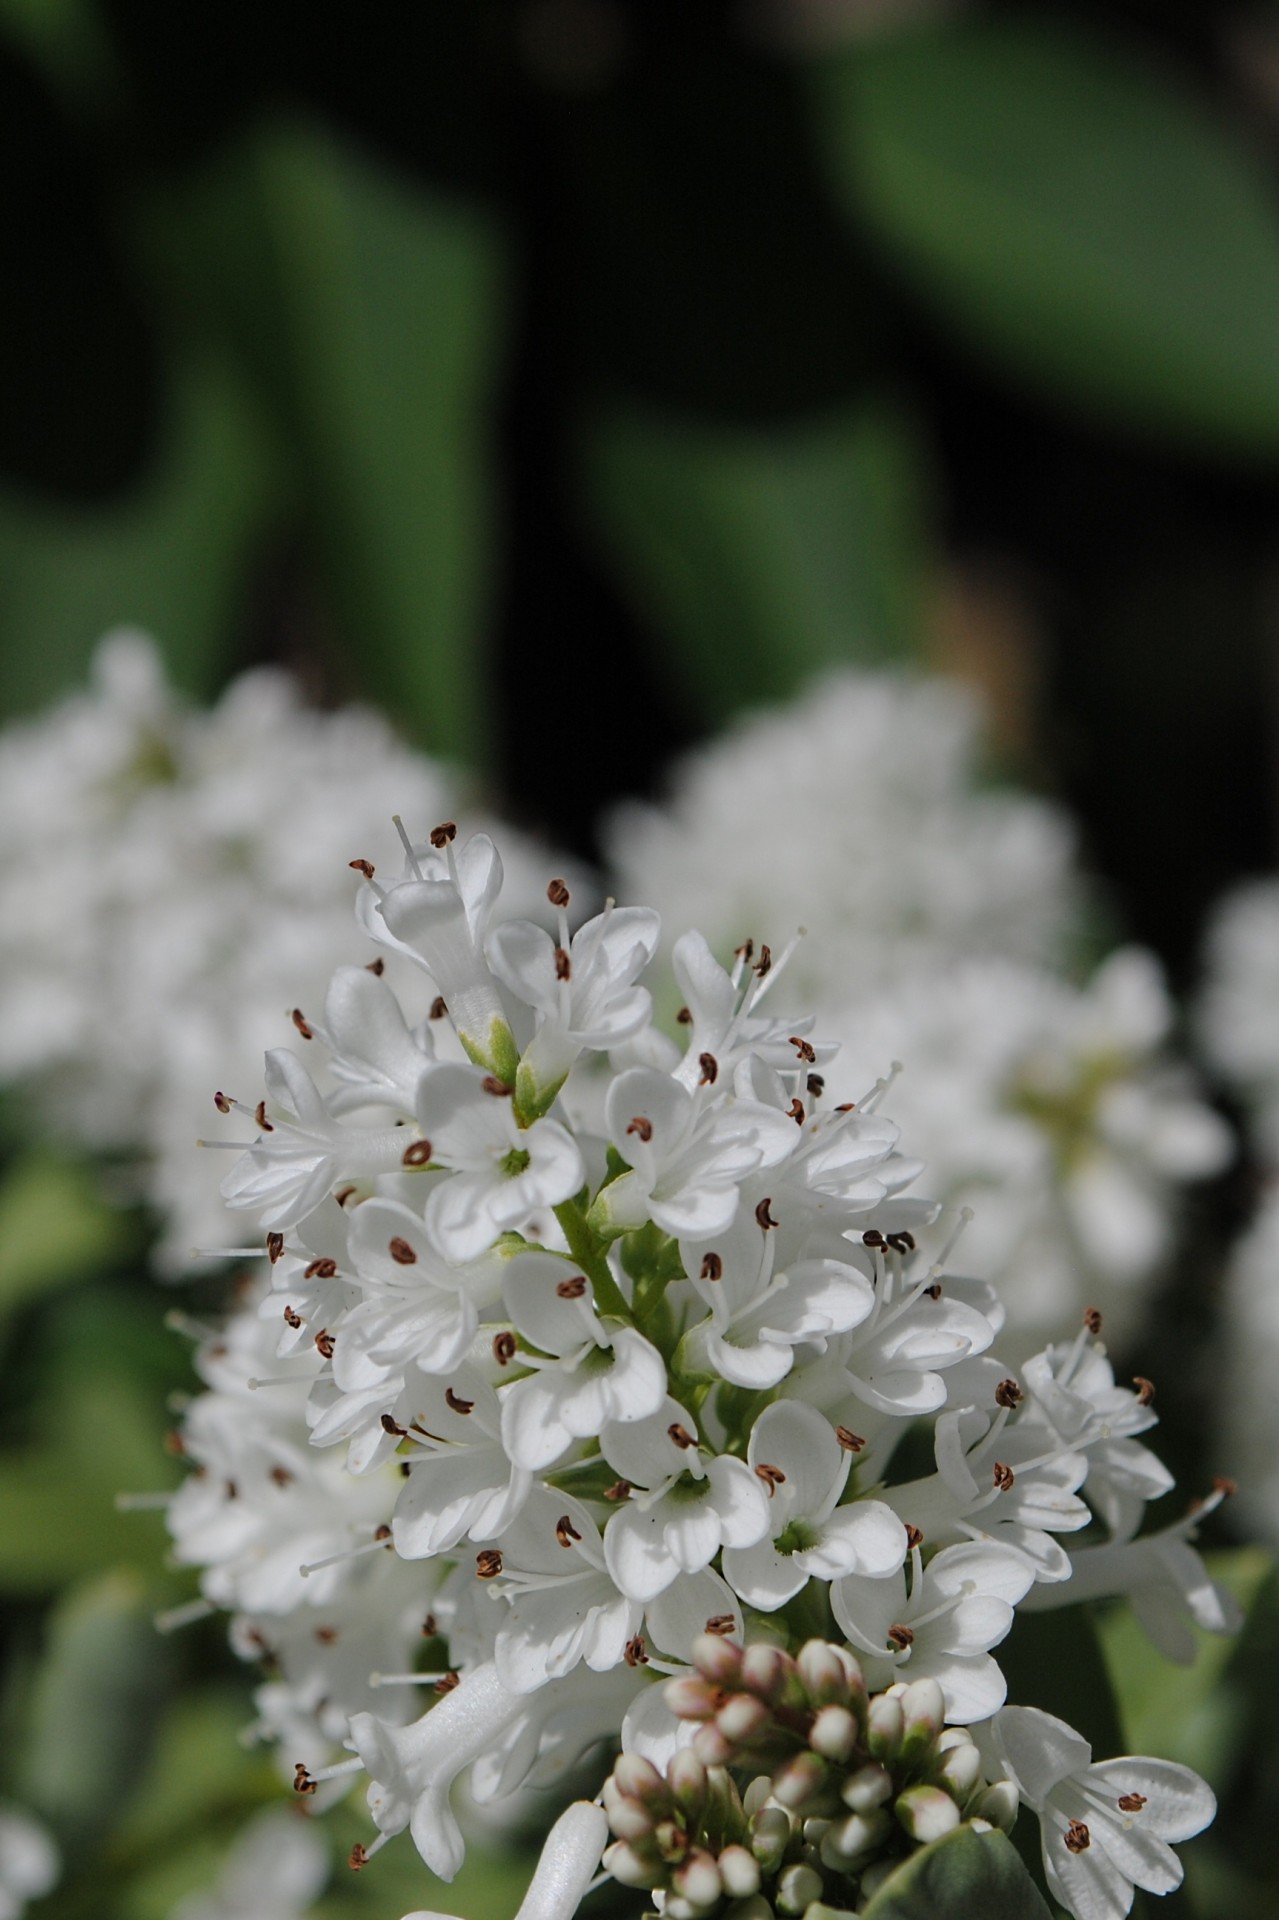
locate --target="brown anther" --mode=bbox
[1117,1793,1147,1813]
[214,1090,232,1114]
[435,1671,460,1694]
[422,1613,438,1638]
[903,1524,925,1550]
[493,1330,517,1366]
[787,1098,805,1125]
[400,1461,411,1477]
[1213,1474,1239,1498]
[283,1304,302,1329]
[547,877,571,908]
[556,1514,583,1548]
[381,1414,407,1436]
[293,1763,317,1795]
[315,1625,338,1645]
[700,1252,723,1282]
[1064,1821,1091,1853]
[862,1229,886,1249]
[556,1274,589,1299]
[806,1073,825,1098]
[925,1283,943,1300]
[887,1231,916,1254]
[734,939,755,964]
[554,946,572,981]
[790,1036,817,1064]
[269,1465,294,1488]
[625,1635,649,1668]
[995,1378,1023,1409]
[676,1005,693,1024]
[403,1139,433,1166]
[627,1115,653,1141]
[1083,1306,1103,1336]
[388,1236,418,1266]
[1133,1375,1155,1406]
[836,1425,866,1453]
[604,1479,633,1502]
[668,1422,698,1451]
[755,1197,777,1230]
[698,1051,719,1085]
[374,1524,392,1542]
[753,944,772,977]
[305,1258,338,1280]
[314,1330,335,1359]
[429,996,448,1020]
[446,1387,474,1415]
[267,1231,285,1264]
[349,859,375,880]
[163,1428,187,1457]
[992,1461,1015,1492]
[481,1075,512,1097]
[248,1099,271,1134]
[755,1463,786,1496]
[366,957,385,975]
[349,1843,369,1871]
[705,1614,737,1636]
[291,1008,313,1040]
[836,1101,856,1113]
[430,821,457,847]
[887,1624,915,1651]
[335,1185,356,1207]
[476,1549,504,1579]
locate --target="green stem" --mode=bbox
[553,1197,632,1322]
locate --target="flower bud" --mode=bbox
[866,1692,904,1764]
[771,1749,828,1811]
[672,1848,722,1910]
[841,1762,893,1814]
[822,1807,892,1869]
[612,1753,665,1805]
[933,1739,983,1801]
[776,1861,825,1913]
[718,1843,762,1899]
[895,1785,962,1845]
[692,1632,743,1686]
[717,1691,772,1746]
[898,1677,946,1762]
[742,1775,773,1818]
[668,1747,709,1819]
[692,1723,735,1767]
[796,1638,855,1706]
[603,1793,655,1844]
[975,1778,1020,1833]
[750,1804,792,1870]
[655,1818,690,1863]
[665,1675,720,1721]
[602,1840,665,1889]
[859,1858,897,1902]
[740,1643,790,1702]
[809,1703,858,1764]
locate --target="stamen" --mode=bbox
[493,1331,518,1365]
[115,1491,172,1511]
[291,1008,313,1040]
[402,1138,434,1166]
[392,814,426,879]
[300,1526,392,1577]
[1133,1375,1155,1406]
[154,1596,217,1634]
[547,878,571,908]
[388,1237,418,1265]
[700,1253,723,1281]
[995,1378,1023,1410]
[1064,1821,1091,1853]
[627,1116,653,1142]
[429,996,448,1020]
[429,820,457,848]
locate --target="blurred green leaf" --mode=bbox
[862,1822,1051,1918]
[0,1152,124,1322]
[144,120,508,766]
[813,18,1279,455]
[581,398,932,722]
[19,1570,173,1858]
[0,346,279,719]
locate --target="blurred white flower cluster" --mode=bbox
[0,634,576,1272]
[611,672,1229,1348]
[0,1805,58,1920]
[161,820,1225,1920]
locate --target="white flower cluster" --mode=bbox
[0,1805,58,1920]
[609,670,1229,1346]
[0,635,576,1271]
[167,821,1227,1920]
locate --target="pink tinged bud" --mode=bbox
[899,1677,946,1761]
[718,1845,761,1899]
[602,1841,665,1890]
[691,1724,735,1767]
[776,1862,825,1913]
[665,1676,720,1721]
[672,1851,722,1908]
[740,1644,790,1702]
[895,1785,962,1845]
[717,1692,772,1745]
[604,1796,655,1845]
[822,1807,892,1870]
[866,1693,904,1764]
[655,1819,689,1863]
[842,1763,893,1814]
[612,1753,665,1806]
[771,1750,828,1812]
[975,1779,1020,1833]
[750,1806,792,1870]
[667,1748,709,1818]
[934,1741,983,1800]
[796,1639,855,1706]
[809,1704,858,1764]
[691,1632,743,1686]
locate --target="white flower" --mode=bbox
[488,1490,642,1691]
[416,1064,584,1262]
[984,1706,1215,1920]
[0,1805,58,1920]
[170,1808,327,1920]
[402,1799,608,1920]
[390,1365,532,1559]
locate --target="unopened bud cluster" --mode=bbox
[602,1634,1016,1917]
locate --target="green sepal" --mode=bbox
[861,1822,1052,1919]
[460,1016,520,1088]
[513,1057,567,1127]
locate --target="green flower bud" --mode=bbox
[895,1784,962,1845]
[974,1778,1020,1833]
[841,1762,893,1814]
[776,1861,824,1913]
[719,1842,762,1898]
[866,1692,904,1764]
[809,1703,858,1764]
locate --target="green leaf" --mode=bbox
[18,1571,174,1859]
[144,121,509,766]
[0,1152,125,1323]
[0,346,280,720]
[813,18,1279,455]
[862,1823,1052,1919]
[580,397,933,723]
